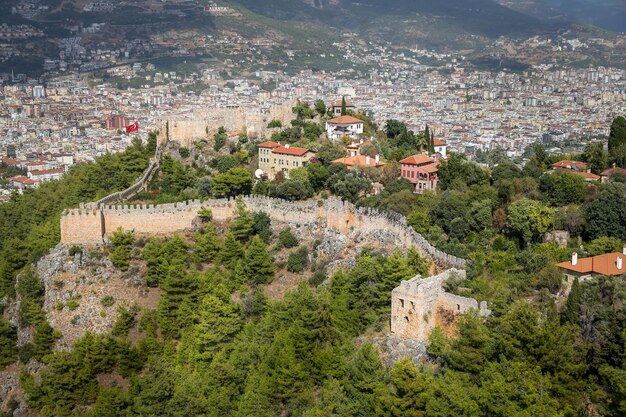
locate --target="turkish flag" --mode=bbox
[125,121,139,134]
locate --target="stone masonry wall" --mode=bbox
[60,196,466,270]
[156,101,296,147]
[390,269,490,343]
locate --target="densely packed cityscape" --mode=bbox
[1,48,625,194]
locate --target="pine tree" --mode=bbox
[424,125,431,152]
[243,236,274,284]
[222,232,243,266]
[375,358,433,416]
[341,96,347,116]
[344,343,386,417]
[158,265,200,338]
[377,251,414,312]
[195,294,242,361]
[193,223,222,263]
[230,197,254,242]
[609,116,626,152]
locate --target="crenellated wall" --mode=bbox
[60,196,467,270]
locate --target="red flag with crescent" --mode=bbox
[125,121,139,134]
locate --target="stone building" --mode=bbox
[391,269,490,343]
[257,141,315,180]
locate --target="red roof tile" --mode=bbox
[399,154,434,165]
[331,154,384,168]
[258,141,281,148]
[557,250,626,276]
[272,147,311,156]
[327,115,364,125]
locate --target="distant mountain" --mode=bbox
[497,0,626,33]
[233,0,556,39]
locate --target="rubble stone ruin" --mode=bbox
[391,269,491,343]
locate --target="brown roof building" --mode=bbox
[556,248,626,282]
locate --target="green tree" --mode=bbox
[314,99,327,116]
[252,211,272,242]
[158,265,200,338]
[272,179,314,201]
[438,153,488,190]
[327,168,372,202]
[214,126,227,151]
[609,116,626,152]
[341,96,347,116]
[539,172,587,207]
[194,294,242,361]
[212,168,253,198]
[267,119,282,128]
[230,197,254,242]
[110,227,134,271]
[279,228,299,248]
[317,142,347,165]
[0,319,17,367]
[583,142,608,174]
[583,182,626,240]
[193,223,222,263]
[306,163,330,191]
[507,198,555,246]
[376,358,434,416]
[221,232,243,266]
[244,236,274,284]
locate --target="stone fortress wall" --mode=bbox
[391,269,491,343]
[61,196,466,270]
[60,144,485,345]
[156,101,296,147]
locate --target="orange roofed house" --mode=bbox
[332,154,384,169]
[257,141,316,180]
[551,160,600,182]
[400,154,440,194]
[556,247,626,284]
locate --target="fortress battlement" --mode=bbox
[60,196,466,270]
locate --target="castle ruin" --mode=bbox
[391,269,491,343]
[156,101,296,147]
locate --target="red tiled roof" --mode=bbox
[552,160,588,170]
[399,154,434,165]
[600,167,626,177]
[258,141,281,148]
[9,176,36,185]
[0,158,24,166]
[556,250,626,276]
[331,154,384,168]
[433,139,447,146]
[30,168,64,176]
[272,146,311,156]
[552,168,600,181]
[327,115,364,125]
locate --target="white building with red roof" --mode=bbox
[325,115,364,141]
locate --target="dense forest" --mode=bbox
[1,109,626,416]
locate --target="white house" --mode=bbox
[433,139,447,159]
[325,115,364,141]
[28,168,64,183]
